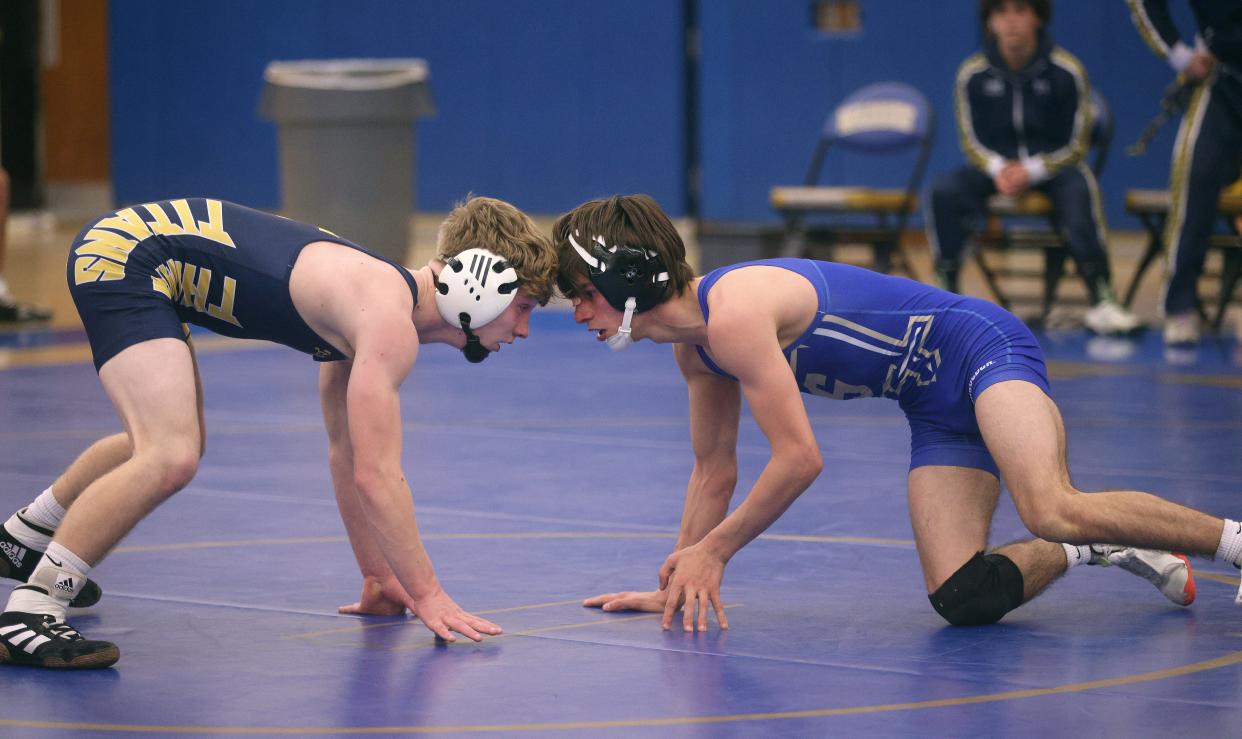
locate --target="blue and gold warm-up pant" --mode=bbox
[1162,68,1242,316]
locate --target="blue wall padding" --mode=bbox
[108,1,1194,226]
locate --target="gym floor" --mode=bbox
[1,223,1241,736]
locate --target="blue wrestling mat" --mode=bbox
[1,311,1241,736]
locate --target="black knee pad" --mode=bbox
[928,551,1024,627]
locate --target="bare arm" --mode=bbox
[672,344,742,550]
[580,347,742,615]
[686,315,823,565]
[343,332,438,588]
[335,314,500,641]
[657,299,823,631]
[321,359,410,615]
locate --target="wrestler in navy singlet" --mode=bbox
[66,198,418,370]
[695,259,1050,475]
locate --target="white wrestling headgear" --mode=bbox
[433,247,520,363]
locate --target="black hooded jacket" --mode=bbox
[953,31,1092,183]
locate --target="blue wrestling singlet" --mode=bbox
[66,198,418,370]
[695,259,1050,475]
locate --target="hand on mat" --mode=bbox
[659,543,728,632]
[582,589,675,613]
[339,575,413,616]
[408,587,503,643]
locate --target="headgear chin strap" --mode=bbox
[606,297,637,352]
[433,247,520,363]
[459,315,491,364]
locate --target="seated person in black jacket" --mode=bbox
[926,0,1141,335]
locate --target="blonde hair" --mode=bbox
[436,196,557,304]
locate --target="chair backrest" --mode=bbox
[1087,88,1113,177]
[822,82,934,152]
[804,82,935,188]
[802,82,935,229]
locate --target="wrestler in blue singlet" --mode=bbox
[695,259,1050,476]
[66,198,417,370]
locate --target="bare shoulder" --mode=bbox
[291,241,417,360]
[707,266,818,347]
[302,242,413,301]
[296,242,404,290]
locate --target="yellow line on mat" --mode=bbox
[2,649,1239,734]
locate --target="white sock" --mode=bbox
[4,543,91,620]
[5,585,64,619]
[1062,543,1092,568]
[24,487,66,532]
[3,510,51,551]
[41,542,91,578]
[1215,519,1242,568]
[4,488,66,551]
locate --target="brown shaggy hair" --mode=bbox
[551,194,695,303]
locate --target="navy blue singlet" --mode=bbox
[66,198,417,370]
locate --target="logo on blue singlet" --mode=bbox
[968,360,995,397]
[798,314,942,400]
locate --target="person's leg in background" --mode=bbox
[1161,77,1242,345]
[0,166,52,322]
[1040,164,1142,334]
[926,166,996,293]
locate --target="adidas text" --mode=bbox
[0,541,27,569]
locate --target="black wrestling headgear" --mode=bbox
[567,230,670,313]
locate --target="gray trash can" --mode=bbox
[259,58,436,263]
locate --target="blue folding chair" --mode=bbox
[770,81,935,278]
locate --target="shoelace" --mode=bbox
[40,618,83,641]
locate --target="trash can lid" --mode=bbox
[264,58,429,91]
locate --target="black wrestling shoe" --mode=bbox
[0,513,102,608]
[0,299,52,323]
[0,612,119,669]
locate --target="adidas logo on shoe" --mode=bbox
[0,541,26,569]
[53,576,75,594]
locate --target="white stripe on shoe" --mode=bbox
[23,635,49,653]
[3,629,37,649]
